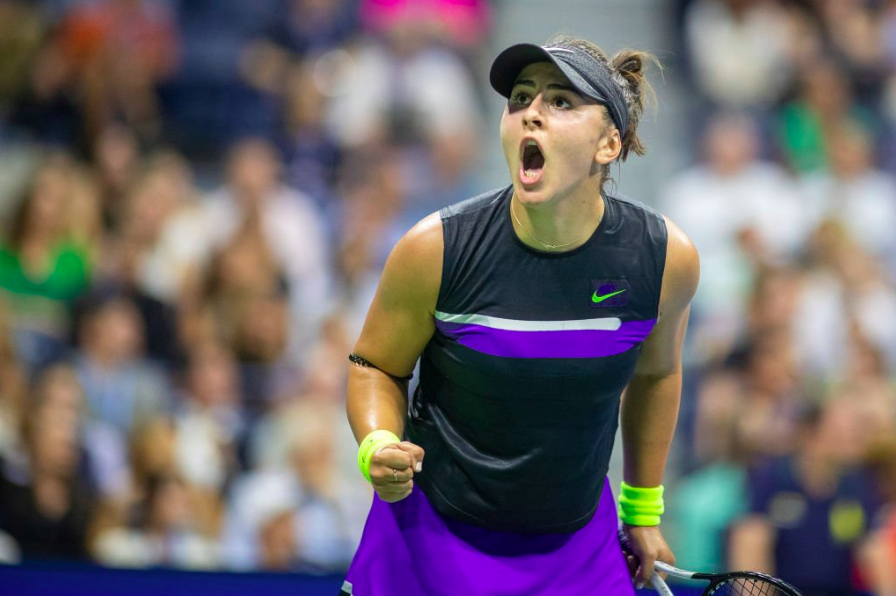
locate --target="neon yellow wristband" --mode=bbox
[358,430,401,483]
[618,481,665,526]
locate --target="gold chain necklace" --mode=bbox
[510,199,603,251]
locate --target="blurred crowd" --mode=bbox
[666,1,896,595]
[0,0,896,594]
[0,0,490,574]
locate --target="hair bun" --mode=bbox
[613,54,643,76]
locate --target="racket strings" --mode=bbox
[711,577,790,596]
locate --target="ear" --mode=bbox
[594,128,622,165]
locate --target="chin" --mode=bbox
[513,180,554,205]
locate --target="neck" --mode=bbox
[21,229,54,249]
[511,184,605,252]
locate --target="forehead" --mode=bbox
[513,61,572,87]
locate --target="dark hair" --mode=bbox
[545,35,659,185]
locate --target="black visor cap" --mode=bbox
[490,43,598,102]
[489,42,628,133]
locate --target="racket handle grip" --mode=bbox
[650,572,676,596]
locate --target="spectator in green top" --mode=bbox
[779,59,876,174]
[0,154,98,372]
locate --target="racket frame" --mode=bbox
[651,560,803,596]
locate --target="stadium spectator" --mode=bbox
[661,113,803,359]
[91,472,220,569]
[666,369,749,571]
[241,0,360,88]
[220,468,302,571]
[797,122,896,268]
[333,150,409,335]
[733,329,808,461]
[178,139,331,354]
[792,223,896,382]
[323,11,482,184]
[91,418,223,570]
[57,0,180,142]
[124,151,205,307]
[779,59,876,173]
[174,341,245,493]
[181,213,299,406]
[230,286,295,406]
[0,365,97,560]
[0,154,97,372]
[74,295,171,439]
[684,0,797,110]
[807,0,891,109]
[279,59,343,214]
[8,21,82,147]
[729,399,879,596]
[226,400,354,571]
[90,124,143,232]
[93,150,199,364]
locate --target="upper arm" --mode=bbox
[633,216,700,377]
[352,212,444,377]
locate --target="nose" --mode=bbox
[522,94,544,130]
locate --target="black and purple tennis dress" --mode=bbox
[344,185,667,596]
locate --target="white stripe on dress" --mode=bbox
[434,311,622,332]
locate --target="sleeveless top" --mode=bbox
[406,185,668,534]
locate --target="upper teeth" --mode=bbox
[526,140,537,147]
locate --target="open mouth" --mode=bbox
[520,140,545,186]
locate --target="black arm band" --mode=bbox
[348,353,413,382]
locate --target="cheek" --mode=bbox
[499,114,517,156]
[556,131,599,172]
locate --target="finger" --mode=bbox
[396,442,425,472]
[376,481,414,502]
[635,554,656,588]
[376,480,414,495]
[372,466,413,484]
[373,446,414,471]
[656,550,675,581]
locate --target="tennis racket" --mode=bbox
[618,530,804,596]
[648,560,803,596]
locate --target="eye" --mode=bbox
[510,91,531,106]
[551,96,572,109]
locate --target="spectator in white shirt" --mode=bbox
[798,122,896,271]
[662,112,804,358]
[157,139,332,356]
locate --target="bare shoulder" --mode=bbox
[378,212,444,314]
[659,216,700,315]
[397,211,444,260]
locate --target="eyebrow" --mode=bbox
[513,79,580,94]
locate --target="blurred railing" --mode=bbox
[0,560,346,596]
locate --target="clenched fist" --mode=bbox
[369,441,425,503]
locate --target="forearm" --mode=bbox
[729,516,775,573]
[346,365,409,445]
[620,370,682,487]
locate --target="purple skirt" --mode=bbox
[344,477,635,596]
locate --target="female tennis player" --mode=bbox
[342,34,699,596]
